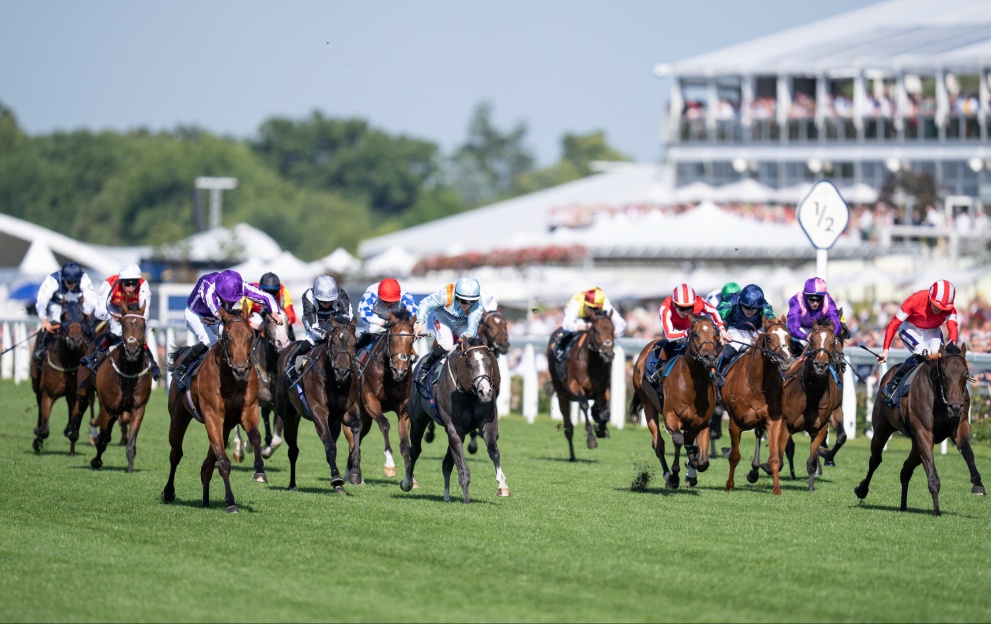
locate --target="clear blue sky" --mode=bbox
[2,1,880,166]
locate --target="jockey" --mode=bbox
[715,283,775,378]
[414,277,486,386]
[647,283,729,384]
[173,269,281,387]
[786,276,842,357]
[288,275,354,373]
[80,262,160,381]
[878,280,960,405]
[34,261,97,362]
[249,272,297,341]
[549,287,628,365]
[356,277,417,351]
[704,282,741,308]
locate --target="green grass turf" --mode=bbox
[1,378,990,622]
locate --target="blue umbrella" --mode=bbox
[8,281,42,301]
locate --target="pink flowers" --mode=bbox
[412,245,587,275]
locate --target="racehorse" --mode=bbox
[721,316,793,495]
[30,299,92,455]
[89,302,154,472]
[343,309,418,483]
[855,342,986,516]
[777,320,841,492]
[160,303,267,513]
[630,316,720,488]
[233,310,290,462]
[547,309,616,461]
[402,337,508,503]
[73,322,108,449]
[275,322,361,493]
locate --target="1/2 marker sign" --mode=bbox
[797,180,850,250]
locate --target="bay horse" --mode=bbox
[234,310,290,462]
[721,316,793,495]
[630,316,720,489]
[274,322,361,493]
[30,298,92,455]
[343,309,418,483]
[777,320,841,492]
[855,342,986,516]
[402,337,508,503]
[89,302,154,472]
[161,303,267,513]
[547,309,616,462]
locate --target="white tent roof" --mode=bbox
[159,223,283,262]
[0,212,120,276]
[713,179,776,204]
[364,245,420,277]
[18,239,61,276]
[230,251,316,284]
[311,247,361,275]
[674,181,718,203]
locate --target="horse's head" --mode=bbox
[59,298,90,352]
[120,302,147,363]
[262,311,291,350]
[383,310,416,380]
[326,323,357,383]
[805,318,836,377]
[219,303,255,382]
[936,342,970,419]
[687,315,719,368]
[456,337,500,403]
[480,311,510,355]
[587,308,616,362]
[761,316,793,370]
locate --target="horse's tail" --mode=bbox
[628,392,642,425]
[167,342,184,372]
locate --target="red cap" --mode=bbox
[378,278,402,303]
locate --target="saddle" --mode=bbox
[889,362,925,408]
[175,348,207,392]
[550,329,585,383]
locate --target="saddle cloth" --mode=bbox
[413,355,449,425]
[892,361,925,405]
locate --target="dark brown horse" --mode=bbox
[402,337,507,503]
[89,302,154,472]
[630,316,720,488]
[72,322,108,450]
[343,310,418,483]
[778,320,841,492]
[721,316,793,495]
[855,342,986,516]
[547,309,616,461]
[275,322,361,493]
[161,303,267,513]
[234,310,290,462]
[30,299,92,455]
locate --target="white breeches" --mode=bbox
[429,313,468,351]
[727,327,755,347]
[898,322,944,355]
[185,308,221,346]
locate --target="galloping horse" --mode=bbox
[402,337,508,503]
[275,322,360,493]
[161,304,267,513]
[855,342,985,516]
[778,320,841,492]
[31,299,92,455]
[343,309,418,483]
[721,316,793,495]
[630,316,720,488]
[234,311,290,462]
[89,302,154,472]
[547,309,616,461]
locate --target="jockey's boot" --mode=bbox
[646,343,669,387]
[416,343,446,387]
[175,342,208,390]
[355,332,375,351]
[80,334,111,375]
[715,345,736,388]
[32,330,49,364]
[881,353,924,407]
[294,341,314,374]
[143,344,161,381]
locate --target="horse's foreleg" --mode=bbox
[785,435,797,480]
[854,409,895,501]
[312,412,344,492]
[261,406,273,448]
[444,424,472,504]
[33,393,54,454]
[557,392,576,462]
[644,404,672,485]
[161,409,192,504]
[579,398,597,450]
[442,448,455,502]
[748,427,764,484]
[346,407,366,485]
[953,420,987,496]
[481,418,509,497]
[125,406,147,474]
[376,412,395,477]
[693,425,712,473]
[396,401,412,479]
[232,425,245,464]
[240,407,266,484]
[822,409,846,466]
[400,401,426,493]
[726,418,743,491]
[90,403,114,470]
[807,426,830,493]
[767,419,783,495]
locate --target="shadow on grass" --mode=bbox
[391,491,496,505]
[68,464,142,473]
[23,448,89,458]
[533,455,596,464]
[282,485,350,497]
[231,463,283,474]
[851,500,970,517]
[159,498,259,513]
[621,485,702,497]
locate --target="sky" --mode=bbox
[2,1,883,167]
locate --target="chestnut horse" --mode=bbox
[161,304,266,513]
[630,316,720,488]
[89,302,154,472]
[855,342,986,516]
[343,310,418,483]
[31,299,92,455]
[402,337,507,503]
[275,322,361,493]
[777,320,841,492]
[233,310,290,462]
[721,316,793,494]
[547,309,616,461]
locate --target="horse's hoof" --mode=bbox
[467,439,478,454]
[383,466,397,477]
[226,505,239,514]
[32,439,42,454]
[348,473,363,485]
[89,456,101,469]
[160,490,175,504]
[759,462,772,476]
[424,430,435,443]
[331,476,345,488]
[824,459,835,467]
[88,435,96,447]
[721,447,731,459]
[252,472,268,483]
[270,435,283,450]
[854,485,867,500]
[772,488,782,496]
[586,437,598,450]
[333,486,346,495]
[233,448,244,464]
[400,479,413,493]
[412,479,419,489]
[972,485,986,496]
[497,487,510,497]
[261,446,273,459]
[746,471,759,484]
[288,485,297,492]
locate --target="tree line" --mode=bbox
[0,100,627,261]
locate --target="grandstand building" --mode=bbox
[656,0,991,199]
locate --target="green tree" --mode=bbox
[448,102,535,206]
[517,131,629,193]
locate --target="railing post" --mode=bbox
[842,360,856,439]
[1,322,11,379]
[497,356,510,418]
[522,344,538,423]
[146,326,159,391]
[165,327,176,390]
[14,323,30,385]
[610,345,626,430]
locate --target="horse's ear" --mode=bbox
[961,343,968,358]
[241,300,251,320]
[139,301,147,317]
[762,316,771,328]
[219,307,233,324]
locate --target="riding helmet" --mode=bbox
[215,270,245,303]
[61,262,83,284]
[803,277,828,297]
[720,282,741,299]
[454,277,481,302]
[672,284,696,307]
[260,272,281,293]
[314,275,339,302]
[929,280,955,311]
[118,263,142,281]
[583,287,606,308]
[739,284,766,309]
[378,278,402,303]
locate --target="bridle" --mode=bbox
[450,343,494,396]
[686,318,718,363]
[120,313,146,359]
[587,316,614,359]
[327,325,355,379]
[219,317,252,372]
[929,353,970,408]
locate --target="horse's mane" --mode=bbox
[945,342,962,356]
[465,335,485,348]
[387,306,412,323]
[814,317,834,329]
